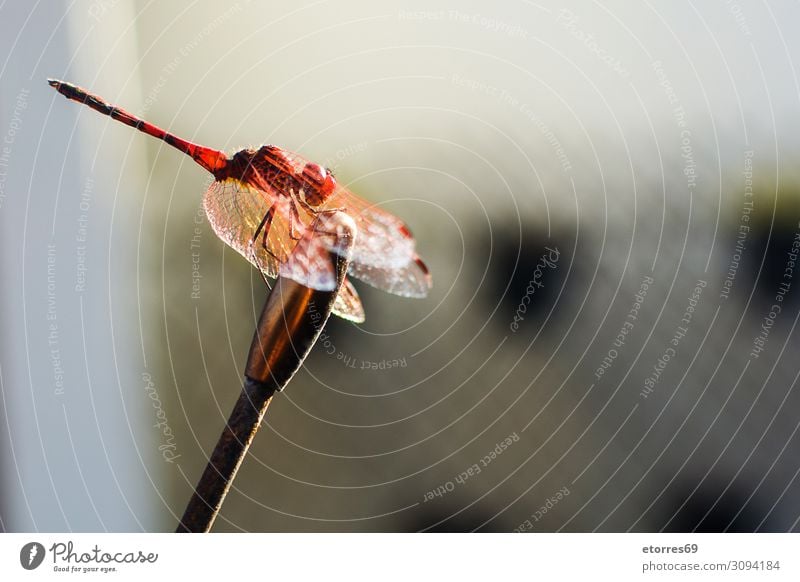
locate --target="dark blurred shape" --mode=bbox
[745,187,800,310]
[404,503,514,532]
[662,478,771,532]
[487,224,570,333]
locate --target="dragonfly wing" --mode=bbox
[203,156,431,319]
[325,185,415,269]
[324,184,432,297]
[204,179,321,285]
[332,278,366,322]
[278,217,338,291]
[347,257,430,298]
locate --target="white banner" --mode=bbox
[0,533,797,580]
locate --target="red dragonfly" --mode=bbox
[48,79,431,322]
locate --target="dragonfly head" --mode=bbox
[301,162,336,206]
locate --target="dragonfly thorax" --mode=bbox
[221,146,335,206]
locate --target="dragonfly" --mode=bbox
[48,79,431,322]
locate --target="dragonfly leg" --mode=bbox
[288,201,303,241]
[296,195,345,217]
[252,204,278,257]
[295,196,316,216]
[308,207,350,239]
[294,197,348,238]
[249,204,281,287]
[292,196,349,240]
[249,248,273,290]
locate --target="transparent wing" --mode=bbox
[203,179,286,278]
[203,154,431,319]
[323,183,416,268]
[203,178,365,316]
[278,216,337,292]
[282,215,364,318]
[347,257,431,298]
[323,183,432,297]
[204,179,336,290]
[332,278,366,322]
[265,147,432,297]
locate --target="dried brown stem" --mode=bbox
[176,213,356,533]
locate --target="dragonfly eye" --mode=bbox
[302,163,326,185]
[302,163,336,205]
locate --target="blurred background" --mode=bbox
[2,0,800,532]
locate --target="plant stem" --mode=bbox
[175,213,356,533]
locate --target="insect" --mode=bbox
[48,79,431,322]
